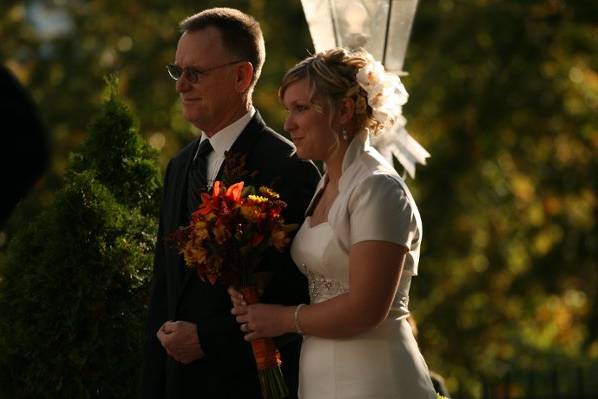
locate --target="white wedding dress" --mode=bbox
[289,132,437,399]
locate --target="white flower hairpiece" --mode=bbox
[353,51,430,179]
[355,52,408,133]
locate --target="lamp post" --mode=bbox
[300,0,419,74]
[300,0,429,178]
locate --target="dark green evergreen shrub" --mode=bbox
[0,78,161,398]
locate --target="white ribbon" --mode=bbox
[370,118,430,179]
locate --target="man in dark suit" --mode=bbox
[139,8,320,399]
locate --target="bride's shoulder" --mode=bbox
[345,157,417,218]
[350,153,407,197]
[342,147,397,183]
[349,172,408,207]
[337,144,415,214]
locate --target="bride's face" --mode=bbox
[282,79,337,161]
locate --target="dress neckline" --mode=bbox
[306,216,330,230]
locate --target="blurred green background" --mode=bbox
[1,0,596,397]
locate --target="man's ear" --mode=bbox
[338,97,356,125]
[235,62,254,93]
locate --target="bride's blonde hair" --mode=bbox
[279,48,378,134]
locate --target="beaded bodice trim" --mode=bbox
[298,263,348,302]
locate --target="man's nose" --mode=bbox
[176,77,191,93]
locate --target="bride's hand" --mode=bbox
[228,287,247,309]
[228,287,293,340]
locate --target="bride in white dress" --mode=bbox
[230,48,437,399]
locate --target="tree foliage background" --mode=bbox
[0,78,161,398]
[1,0,596,397]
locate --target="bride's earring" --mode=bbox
[341,128,349,141]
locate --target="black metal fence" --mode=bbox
[450,366,598,399]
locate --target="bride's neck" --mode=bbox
[324,142,349,187]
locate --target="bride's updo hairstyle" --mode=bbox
[279,48,379,134]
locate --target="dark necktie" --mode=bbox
[187,138,213,214]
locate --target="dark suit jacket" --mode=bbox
[139,111,320,399]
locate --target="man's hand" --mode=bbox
[157,320,205,364]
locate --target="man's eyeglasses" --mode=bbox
[166,60,243,84]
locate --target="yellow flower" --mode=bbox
[258,186,280,199]
[182,241,208,266]
[247,194,268,204]
[192,221,209,240]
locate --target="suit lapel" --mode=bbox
[172,138,200,306]
[177,138,200,225]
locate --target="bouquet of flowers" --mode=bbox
[173,179,296,399]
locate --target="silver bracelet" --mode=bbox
[294,304,306,335]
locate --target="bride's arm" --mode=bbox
[295,240,406,338]
[230,240,406,340]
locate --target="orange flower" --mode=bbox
[197,192,217,216]
[225,181,244,202]
[212,180,223,197]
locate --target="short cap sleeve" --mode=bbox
[348,174,418,248]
